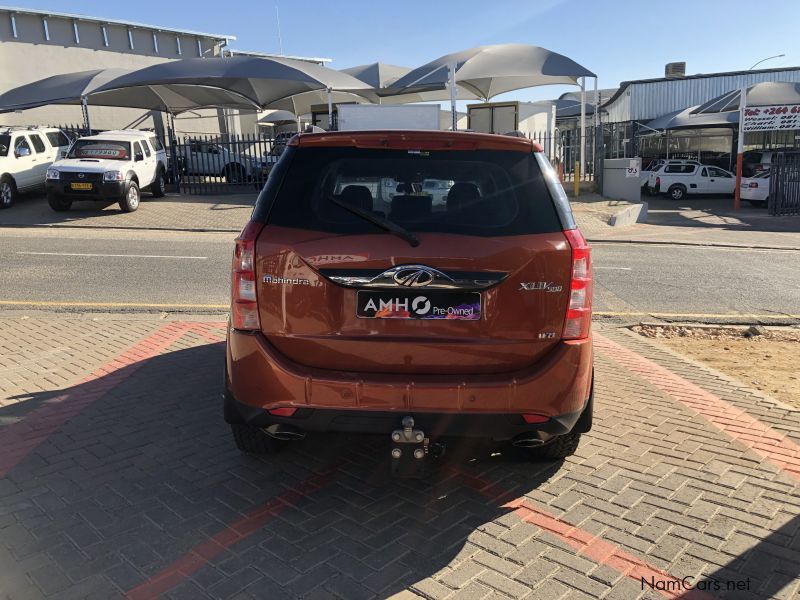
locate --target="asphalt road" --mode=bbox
[1,228,798,320]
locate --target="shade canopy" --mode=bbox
[340,62,410,89]
[258,109,298,124]
[385,44,596,101]
[645,106,739,130]
[91,55,371,110]
[0,68,267,114]
[339,62,480,104]
[691,81,800,114]
[267,90,371,117]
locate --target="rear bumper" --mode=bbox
[225,328,593,440]
[46,180,127,200]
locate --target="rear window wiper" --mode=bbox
[327,195,420,247]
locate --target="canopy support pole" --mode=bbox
[579,77,586,184]
[734,86,746,210]
[449,62,458,131]
[81,96,90,134]
[327,87,333,130]
[593,76,601,193]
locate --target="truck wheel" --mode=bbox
[231,423,286,454]
[223,164,245,184]
[527,432,581,460]
[0,176,17,209]
[47,193,72,211]
[119,181,140,212]
[748,199,766,207]
[150,168,166,198]
[668,185,686,201]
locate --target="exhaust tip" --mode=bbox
[263,424,306,441]
[511,434,545,448]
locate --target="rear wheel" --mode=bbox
[47,193,72,211]
[0,176,17,209]
[527,432,581,459]
[119,181,140,212]
[231,423,286,454]
[150,168,166,198]
[668,185,686,201]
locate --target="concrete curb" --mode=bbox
[607,201,648,227]
[587,238,800,251]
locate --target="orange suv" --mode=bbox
[225,130,593,472]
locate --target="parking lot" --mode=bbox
[0,313,798,600]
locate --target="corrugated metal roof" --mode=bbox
[603,67,800,123]
[0,5,236,41]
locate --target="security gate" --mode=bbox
[168,134,281,195]
[769,152,800,216]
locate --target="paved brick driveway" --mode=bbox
[1,316,798,600]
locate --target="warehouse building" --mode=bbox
[0,6,328,135]
[601,63,800,165]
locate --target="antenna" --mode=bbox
[275,5,284,55]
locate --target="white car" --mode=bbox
[45,130,167,212]
[741,171,770,206]
[181,140,269,183]
[647,163,735,200]
[0,126,72,209]
[641,159,700,192]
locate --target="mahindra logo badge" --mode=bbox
[393,267,435,287]
[77,173,85,179]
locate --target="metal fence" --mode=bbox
[168,134,282,195]
[769,152,800,216]
[526,129,598,183]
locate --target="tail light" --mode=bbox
[562,228,592,340]
[655,176,661,187]
[231,220,264,331]
[749,182,758,188]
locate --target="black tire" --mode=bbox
[119,181,140,213]
[223,163,245,184]
[231,423,286,454]
[527,432,581,460]
[667,185,686,201]
[47,193,72,212]
[150,168,166,198]
[0,175,17,209]
[748,199,766,207]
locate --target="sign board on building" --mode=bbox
[743,105,800,132]
[625,159,639,178]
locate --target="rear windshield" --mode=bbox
[260,148,561,236]
[664,164,696,174]
[68,139,131,160]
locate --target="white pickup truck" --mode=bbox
[45,130,167,212]
[647,163,735,200]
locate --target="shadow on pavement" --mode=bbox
[0,343,564,598]
[644,195,800,233]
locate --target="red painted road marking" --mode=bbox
[454,468,712,600]
[0,322,197,478]
[125,469,336,600]
[594,333,800,481]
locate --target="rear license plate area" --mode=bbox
[357,290,480,320]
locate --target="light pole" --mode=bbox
[748,54,785,70]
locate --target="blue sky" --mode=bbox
[8,0,799,102]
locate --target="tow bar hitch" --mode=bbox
[390,416,432,478]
